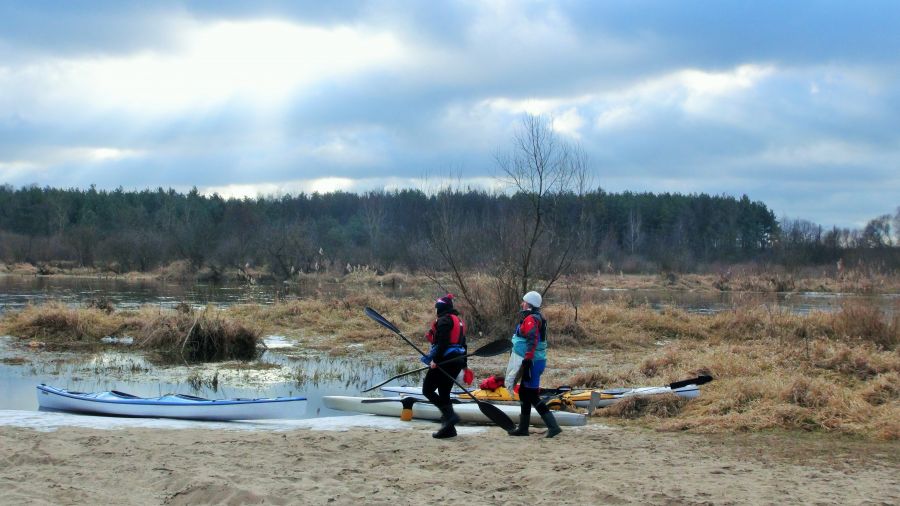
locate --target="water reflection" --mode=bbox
[586,289,898,315]
[1,275,896,317]
[0,275,416,314]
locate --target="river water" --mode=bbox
[0,275,896,315]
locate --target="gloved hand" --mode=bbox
[420,354,432,366]
[521,358,533,382]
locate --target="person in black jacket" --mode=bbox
[421,294,467,438]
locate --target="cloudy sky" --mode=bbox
[1,1,898,228]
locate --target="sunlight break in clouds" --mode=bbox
[13,20,405,116]
[202,176,505,199]
[0,147,145,176]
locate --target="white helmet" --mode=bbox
[522,291,542,308]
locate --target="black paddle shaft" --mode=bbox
[363,339,510,393]
[364,307,516,431]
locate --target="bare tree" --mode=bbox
[626,208,642,254]
[427,114,594,331]
[496,114,592,297]
[361,190,387,268]
[894,206,900,246]
[563,274,585,323]
[426,179,509,330]
[861,214,893,248]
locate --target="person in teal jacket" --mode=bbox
[507,291,561,438]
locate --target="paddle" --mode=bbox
[668,375,713,390]
[544,375,712,398]
[541,376,714,411]
[362,338,511,393]
[364,306,516,431]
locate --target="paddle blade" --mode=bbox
[472,339,512,358]
[364,307,402,335]
[477,402,516,431]
[668,375,714,390]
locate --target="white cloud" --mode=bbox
[751,140,889,167]
[1,19,407,118]
[595,105,635,129]
[553,107,585,138]
[472,64,774,133]
[201,175,505,199]
[310,139,384,167]
[599,64,775,119]
[0,146,145,174]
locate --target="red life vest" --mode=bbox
[426,314,465,344]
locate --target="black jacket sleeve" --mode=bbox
[432,314,454,359]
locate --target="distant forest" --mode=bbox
[0,184,897,277]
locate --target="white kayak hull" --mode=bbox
[323,395,587,427]
[382,384,701,408]
[36,385,307,421]
[381,386,475,401]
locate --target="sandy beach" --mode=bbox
[2,417,898,506]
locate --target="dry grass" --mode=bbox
[0,302,125,344]
[563,300,900,440]
[597,393,689,419]
[0,303,259,361]
[472,284,900,441]
[0,356,29,365]
[133,307,259,362]
[152,260,195,282]
[228,290,436,354]
[3,284,898,439]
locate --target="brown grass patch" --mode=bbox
[829,301,899,350]
[133,307,259,362]
[566,370,618,388]
[861,372,900,406]
[0,302,125,342]
[0,356,29,365]
[782,377,833,408]
[552,297,899,440]
[596,393,688,419]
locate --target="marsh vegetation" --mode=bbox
[1,278,896,439]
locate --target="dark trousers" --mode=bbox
[422,361,464,408]
[518,386,550,417]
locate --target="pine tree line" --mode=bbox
[0,184,896,276]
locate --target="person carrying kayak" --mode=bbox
[421,293,467,439]
[506,291,562,438]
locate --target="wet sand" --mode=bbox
[2,420,898,505]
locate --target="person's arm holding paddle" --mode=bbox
[508,291,562,438]
[420,294,467,438]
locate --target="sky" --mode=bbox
[0,1,898,229]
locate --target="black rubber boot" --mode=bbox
[507,410,531,436]
[540,411,562,438]
[432,405,459,439]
